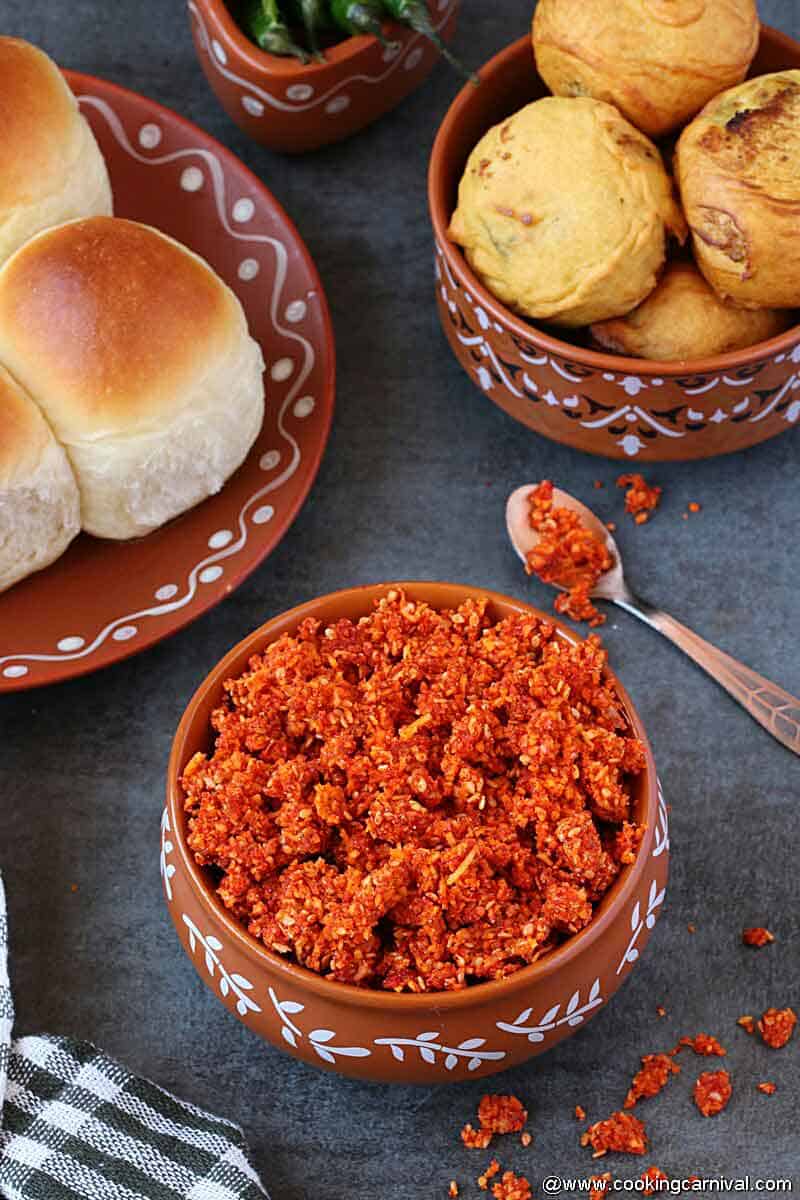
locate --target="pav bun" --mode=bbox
[0,217,265,540]
[532,0,759,138]
[0,365,80,593]
[448,97,686,327]
[0,37,112,267]
[591,260,793,361]
[676,70,800,309]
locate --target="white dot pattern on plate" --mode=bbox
[199,565,224,584]
[232,198,255,223]
[241,95,265,117]
[405,46,424,70]
[286,83,314,101]
[138,123,162,149]
[155,584,178,601]
[238,258,260,281]
[285,300,307,323]
[253,505,275,525]
[180,166,204,192]
[325,95,351,115]
[3,665,28,679]
[271,358,294,382]
[260,450,281,471]
[113,625,138,642]
[212,38,227,64]
[57,637,85,653]
[293,395,315,418]
[208,529,234,550]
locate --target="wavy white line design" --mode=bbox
[0,94,321,675]
[189,0,457,114]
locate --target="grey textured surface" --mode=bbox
[3,1,799,1196]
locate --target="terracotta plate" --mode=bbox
[0,72,335,692]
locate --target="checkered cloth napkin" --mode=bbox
[0,875,269,1200]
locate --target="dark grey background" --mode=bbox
[3,1,799,1195]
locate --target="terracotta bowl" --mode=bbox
[188,0,461,153]
[163,581,668,1083]
[429,26,800,462]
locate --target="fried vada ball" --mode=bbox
[532,0,758,139]
[591,261,793,360]
[448,97,686,328]
[676,71,800,309]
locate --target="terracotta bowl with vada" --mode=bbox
[163,582,667,1083]
[429,28,800,462]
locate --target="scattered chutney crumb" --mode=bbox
[478,1161,501,1190]
[641,1166,669,1194]
[575,1104,587,1121]
[742,926,774,947]
[183,590,644,992]
[617,474,661,524]
[737,1015,755,1035]
[687,923,696,934]
[758,1006,797,1049]
[688,502,701,513]
[693,1069,732,1116]
[70,883,79,893]
[624,1053,681,1108]
[675,1034,726,1058]
[492,1170,531,1200]
[681,513,689,521]
[520,1131,532,1148]
[589,1174,612,1200]
[656,1005,667,1019]
[449,1182,459,1197]
[581,1111,647,1157]
[606,521,617,532]
[594,480,604,489]
[757,1081,777,1095]
[478,1095,527,1135]
[525,481,613,627]
[462,1124,493,1150]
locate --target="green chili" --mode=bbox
[240,0,310,62]
[329,0,399,51]
[286,0,331,59]
[380,0,477,83]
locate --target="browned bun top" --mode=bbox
[0,37,85,212]
[0,217,242,439]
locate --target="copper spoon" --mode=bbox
[506,484,800,756]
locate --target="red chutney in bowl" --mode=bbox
[182,589,645,993]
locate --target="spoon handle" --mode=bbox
[615,595,800,756]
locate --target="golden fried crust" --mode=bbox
[0,216,241,440]
[532,0,758,138]
[591,261,793,361]
[676,71,800,308]
[448,97,685,328]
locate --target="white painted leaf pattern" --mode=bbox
[181,915,263,1016]
[497,981,604,1042]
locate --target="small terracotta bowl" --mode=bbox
[163,582,668,1083]
[429,26,800,462]
[188,0,461,153]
